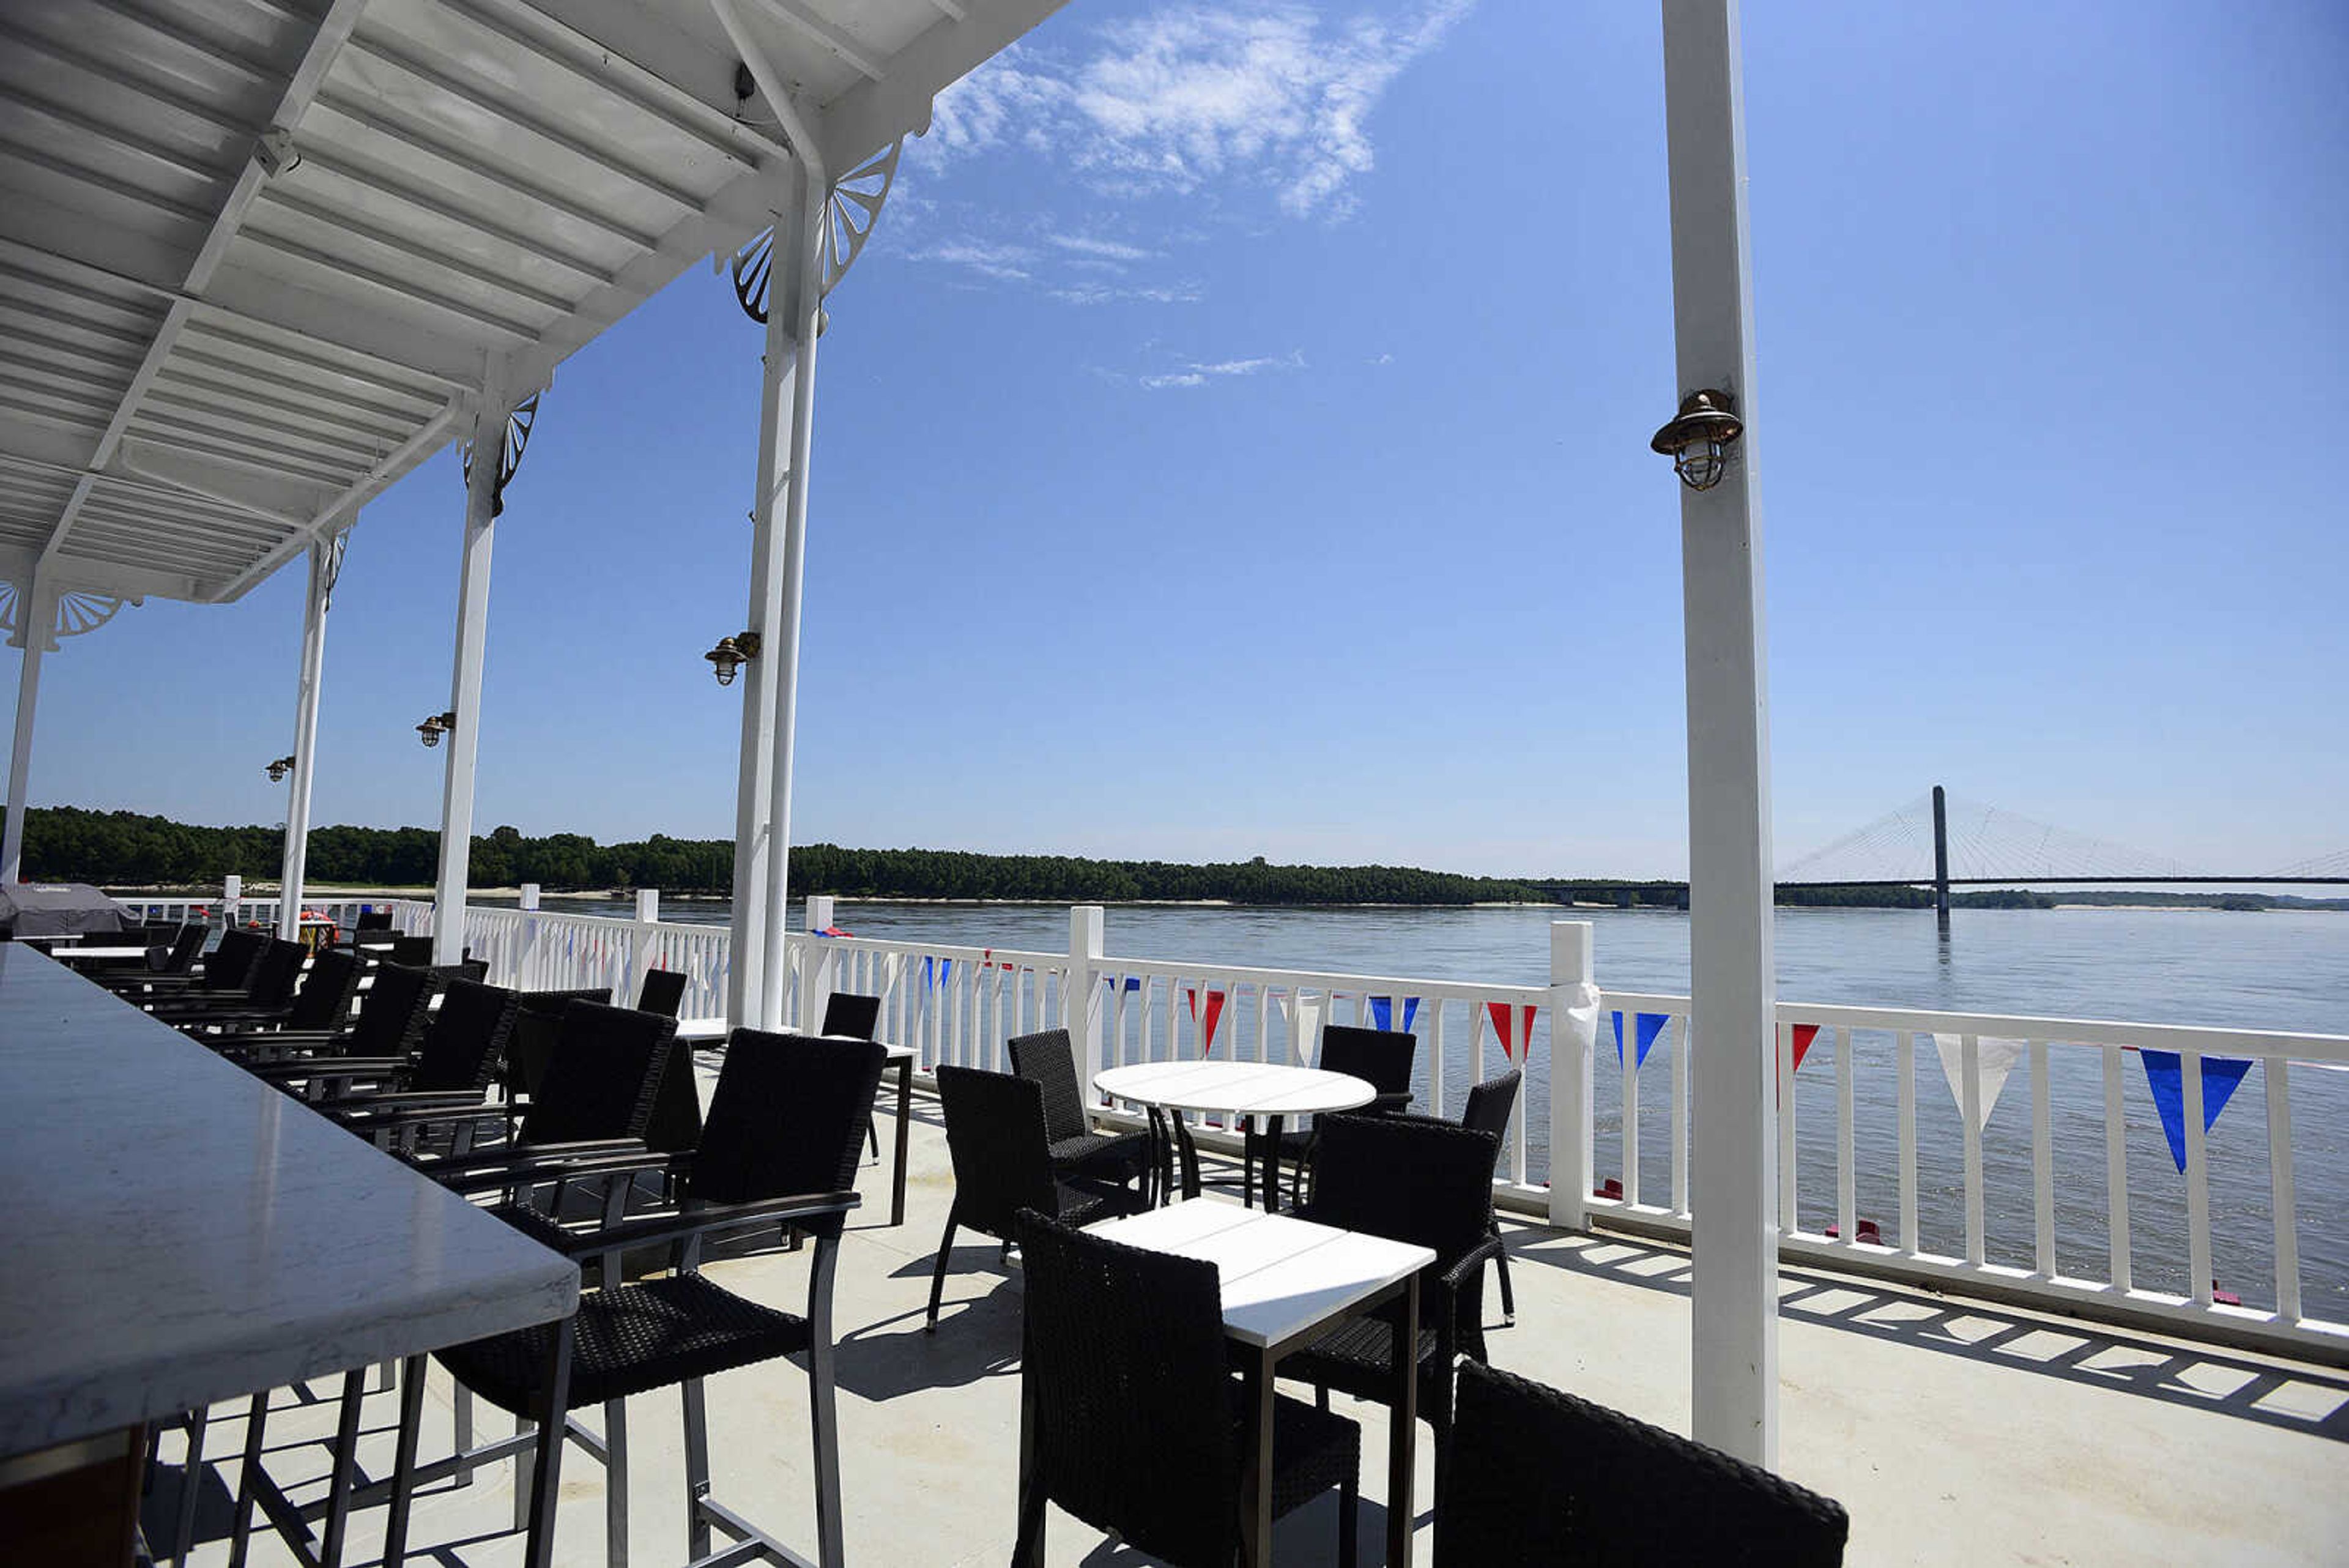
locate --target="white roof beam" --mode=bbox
[817,0,1073,173]
[0,82,229,188]
[743,0,886,80]
[0,543,200,604]
[37,0,367,568]
[75,0,284,94]
[148,370,409,445]
[114,439,331,522]
[287,144,620,286]
[253,189,582,312]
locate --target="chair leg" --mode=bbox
[1338,1472,1358,1567]
[926,1209,959,1332]
[807,1238,846,1568]
[173,1405,207,1564]
[1494,1242,1516,1326]
[382,1356,428,1568]
[226,1393,267,1568]
[522,1320,575,1568]
[604,1398,630,1568]
[681,1377,713,1564]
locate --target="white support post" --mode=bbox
[1547,921,1597,1229]
[1,574,54,884]
[1066,905,1105,1099]
[754,151,828,1034]
[222,874,242,929]
[519,882,541,988]
[432,393,511,965]
[276,535,335,937]
[632,888,661,1005]
[1664,0,1780,1468]
[800,893,835,1030]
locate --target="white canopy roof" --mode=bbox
[0,0,1063,617]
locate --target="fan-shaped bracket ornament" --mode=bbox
[730,139,902,325]
[460,393,540,519]
[1,579,140,652]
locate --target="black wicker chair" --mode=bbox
[818,992,884,1155]
[102,925,263,996]
[1006,1027,1152,1194]
[171,945,362,1042]
[143,937,306,1027]
[1436,1361,1849,1566]
[634,967,687,1018]
[298,979,522,1138]
[1456,1069,1523,1324]
[383,1032,887,1568]
[928,1064,1149,1332]
[1277,1113,1501,1492]
[502,986,617,1132]
[1011,1209,1360,1568]
[1278,1024,1417,1203]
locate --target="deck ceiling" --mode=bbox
[0,0,1064,610]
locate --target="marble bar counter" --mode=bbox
[0,944,578,1458]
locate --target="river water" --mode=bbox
[527,897,2349,1320]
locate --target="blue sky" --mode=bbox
[18,0,2348,879]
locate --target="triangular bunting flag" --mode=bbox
[1186,986,1228,1056]
[1931,1034,2027,1131]
[1486,1001,1538,1062]
[1611,1011,1669,1069]
[1367,995,1423,1034]
[2140,1051,2255,1172]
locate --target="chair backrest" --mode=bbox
[410,979,521,1091]
[355,909,394,932]
[935,1065,1058,1240]
[1460,1069,1522,1142]
[283,948,362,1030]
[387,935,434,967]
[154,924,206,974]
[1014,1209,1241,1567]
[691,1030,887,1229]
[506,987,615,1099]
[519,1000,678,1146]
[1005,1028,1089,1145]
[818,991,880,1039]
[351,962,442,1055]
[1437,1361,1849,1567]
[634,967,688,1019]
[242,939,307,1009]
[200,929,267,991]
[1299,1113,1499,1284]
[1319,1024,1417,1104]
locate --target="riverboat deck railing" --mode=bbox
[129,887,2347,1362]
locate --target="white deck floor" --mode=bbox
[159,1068,2349,1566]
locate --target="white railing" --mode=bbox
[350,894,2345,1361]
[111,893,395,934]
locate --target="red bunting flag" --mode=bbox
[1773,1023,1822,1105]
[1186,986,1228,1056]
[1486,1001,1538,1061]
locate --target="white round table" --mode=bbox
[1095,1061,1376,1211]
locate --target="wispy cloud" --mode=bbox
[1048,235,1159,263]
[923,2,1473,219]
[904,239,1037,283]
[1137,350,1305,390]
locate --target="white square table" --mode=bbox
[1081,1198,1434,1566]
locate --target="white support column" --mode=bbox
[631,888,661,1005]
[1,574,53,884]
[754,161,828,1033]
[432,396,508,965]
[801,893,836,1031]
[1664,0,1779,1468]
[1546,920,1598,1228]
[1066,905,1105,1095]
[724,204,803,1027]
[276,535,336,936]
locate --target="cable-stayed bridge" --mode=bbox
[1776,790,2348,889]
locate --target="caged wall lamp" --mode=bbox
[417,711,456,748]
[1650,388,1744,491]
[264,755,297,782]
[704,631,763,687]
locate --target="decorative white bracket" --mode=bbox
[1,580,141,652]
[459,393,540,519]
[730,139,902,323]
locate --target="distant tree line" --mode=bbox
[21,808,1549,905]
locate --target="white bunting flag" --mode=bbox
[1932,1033,2027,1131]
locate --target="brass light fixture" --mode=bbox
[1649,388,1744,491]
[264,755,297,782]
[417,710,456,748]
[704,631,763,687]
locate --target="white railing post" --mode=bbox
[631,888,660,1006]
[222,874,242,929]
[801,893,834,1030]
[518,882,540,988]
[1547,921,1597,1230]
[1066,905,1105,1099]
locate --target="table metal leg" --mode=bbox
[1173,1114,1203,1201]
[1243,1346,1277,1568]
[1259,1115,1285,1214]
[1387,1276,1419,1567]
[891,1058,912,1227]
